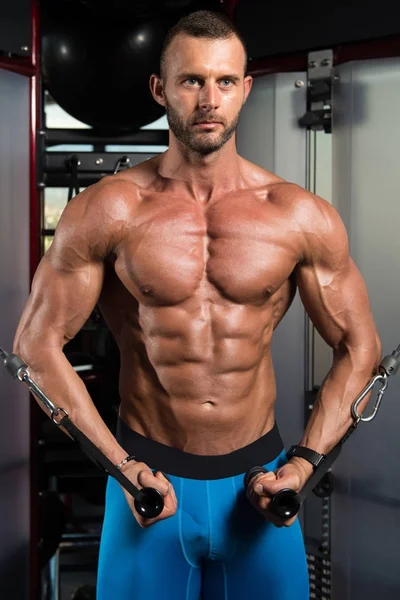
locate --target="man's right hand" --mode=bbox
[120,461,178,527]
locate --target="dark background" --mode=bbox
[1,0,400,59]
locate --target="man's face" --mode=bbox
[155,34,252,155]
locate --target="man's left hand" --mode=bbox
[246,460,311,527]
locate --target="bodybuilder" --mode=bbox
[14,10,380,600]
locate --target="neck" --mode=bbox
[157,134,244,202]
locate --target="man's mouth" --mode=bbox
[193,121,222,128]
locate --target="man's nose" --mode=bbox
[198,83,221,111]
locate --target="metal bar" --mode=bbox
[61,533,100,541]
[30,78,40,274]
[45,128,169,147]
[247,35,400,79]
[21,372,61,418]
[45,174,104,188]
[0,56,35,77]
[304,129,316,392]
[248,54,308,78]
[45,151,156,173]
[59,540,100,550]
[334,35,400,65]
[48,548,60,600]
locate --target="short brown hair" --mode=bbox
[160,10,248,79]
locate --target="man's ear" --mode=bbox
[243,75,253,104]
[149,74,166,107]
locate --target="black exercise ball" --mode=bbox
[80,0,195,18]
[42,2,170,132]
[80,0,165,18]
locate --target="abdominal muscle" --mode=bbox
[115,297,280,455]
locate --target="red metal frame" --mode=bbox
[29,2,41,599]
[224,0,240,21]
[247,34,400,77]
[334,34,400,65]
[0,56,35,77]
[30,0,40,281]
[29,75,40,600]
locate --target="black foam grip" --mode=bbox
[244,466,301,519]
[134,488,164,519]
[243,466,268,490]
[270,489,301,519]
[4,353,28,378]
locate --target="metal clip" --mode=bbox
[19,369,61,420]
[351,372,388,422]
[0,347,70,424]
[52,407,69,426]
[113,155,131,174]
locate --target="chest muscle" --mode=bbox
[115,197,299,306]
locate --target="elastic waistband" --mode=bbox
[116,417,284,480]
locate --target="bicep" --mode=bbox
[296,256,375,351]
[295,198,378,355]
[16,254,104,348]
[15,193,106,349]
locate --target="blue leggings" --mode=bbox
[97,419,309,600]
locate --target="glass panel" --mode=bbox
[44,236,54,253]
[47,144,94,152]
[45,96,91,129]
[311,131,334,388]
[45,95,168,131]
[105,145,168,153]
[331,57,400,600]
[141,114,168,129]
[44,187,70,230]
[0,69,30,598]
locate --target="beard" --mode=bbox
[164,98,241,156]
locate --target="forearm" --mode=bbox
[14,336,128,466]
[292,340,381,479]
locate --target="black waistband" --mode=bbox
[116,417,284,480]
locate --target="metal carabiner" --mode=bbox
[18,369,62,420]
[351,371,388,422]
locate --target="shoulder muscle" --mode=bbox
[47,177,139,269]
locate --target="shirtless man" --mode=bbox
[14,10,380,600]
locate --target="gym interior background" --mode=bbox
[1,0,400,598]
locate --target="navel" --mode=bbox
[202,399,216,408]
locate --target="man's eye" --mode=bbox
[185,79,199,86]
[221,79,233,86]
